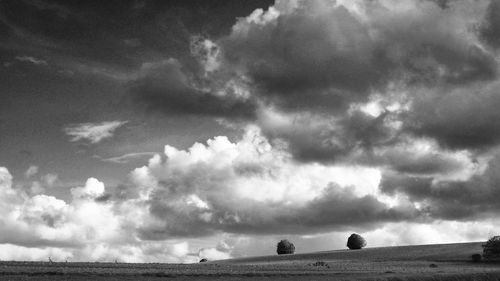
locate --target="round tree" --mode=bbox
[277,239,295,255]
[483,236,500,260]
[347,233,367,250]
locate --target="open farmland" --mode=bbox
[1,242,500,280]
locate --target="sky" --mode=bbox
[1,0,500,263]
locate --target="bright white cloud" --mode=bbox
[0,167,202,263]
[0,123,497,262]
[70,177,105,199]
[63,120,128,144]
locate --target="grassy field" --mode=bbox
[1,242,500,280]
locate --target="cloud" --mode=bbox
[130,58,257,119]
[70,178,105,199]
[97,152,157,164]
[120,126,416,239]
[357,136,479,181]
[63,120,128,144]
[0,126,496,262]
[21,172,59,196]
[190,36,221,73]
[404,81,500,150]
[202,0,499,164]
[24,165,39,178]
[480,0,500,48]
[221,0,495,112]
[41,173,58,187]
[256,106,398,163]
[0,167,201,263]
[4,0,500,263]
[15,55,48,66]
[124,0,500,165]
[379,149,500,220]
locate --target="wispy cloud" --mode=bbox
[95,152,156,164]
[15,55,48,66]
[24,165,39,178]
[63,120,128,144]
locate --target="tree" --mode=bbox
[277,239,295,255]
[347,233,366,250]
[483,236,500,260]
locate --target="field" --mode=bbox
[2,242,500,280]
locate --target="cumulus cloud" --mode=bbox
[221,0,495,111]
[5,0,500,263]
[123,0,500,168]
[0,126,497,262]
[63,120,128,144]
[0,167,200,263]
[120,126,416,239]
[202,0,500,164]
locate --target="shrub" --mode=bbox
[471,254,482,262]
[483,236,500,260]
[199,258,208,263]
[310,261,328,267]
[277,239,295,255]
[347,233,366,250]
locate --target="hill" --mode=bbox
[217,242,484,264]
[1,242,500,280]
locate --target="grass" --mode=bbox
[1,242,499,280]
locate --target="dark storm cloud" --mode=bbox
[221,0,496,113]
[480,0,500,48]
[405,82,500,150]
[208,0,500,165]
[259,109,397,163]
[221,4,389,112]
[141,183,418,239]
[94,193,112,202]
[223,4,385,109]
[380,172,434,199]
[130,59,257,119]
[380,152,500,220]
[378,147,471,175]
